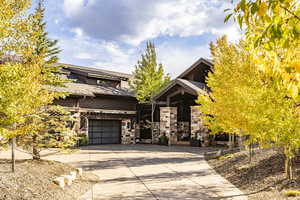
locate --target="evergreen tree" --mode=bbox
[0,1,76,163]
[130,41,171,103]
[16,1,76,160]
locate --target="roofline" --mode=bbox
[177,58,213,79]
[58,63,133,79]
[63,92,136,98]
[152,79,177,101]
[152,79,201,101]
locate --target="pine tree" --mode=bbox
[15,1,76,160]
[130,41,171,103]
[0,0,53,171]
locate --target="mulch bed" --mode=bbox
[0,159,99,200]
[205,148,300,200]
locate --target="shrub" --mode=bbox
[237,165,249,171]
[79,136,88,146]
[159,135,169,145]
[284,190,300,197]
[218,154,234,160]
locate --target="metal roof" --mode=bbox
[58,63,133,80]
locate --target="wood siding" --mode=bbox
[54,95,137,111]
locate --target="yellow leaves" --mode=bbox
[236,2,241,11]
[258,2,268,17]
[291,61,300,73]
[287,83,299,99]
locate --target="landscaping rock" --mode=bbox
[62,175,73,186]
[70,171,77,181]
[76,168,83,176]
[53,177,65,189]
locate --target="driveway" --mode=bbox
[45,145,247,200]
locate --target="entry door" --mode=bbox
[88,120,121,144]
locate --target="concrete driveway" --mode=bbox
[45,145,247,200]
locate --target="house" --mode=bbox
[53,64,138,145]
[151,58,213,146]
[151,58,236,147]
[55,58,233,147]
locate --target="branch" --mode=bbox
[281,5,300,21]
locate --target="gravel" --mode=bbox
[0,159,99,200]
[206,148,300,200]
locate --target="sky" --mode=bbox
[40,0,241,78]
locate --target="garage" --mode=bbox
[88,120,121,145]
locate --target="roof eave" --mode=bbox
[177,58,213,79]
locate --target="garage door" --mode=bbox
[88,120,121,145]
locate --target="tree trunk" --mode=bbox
[32,135,40,160]
[11,137,15,173]
[249,143,252,164]
[284,147,294,180]
[285,156,293,180]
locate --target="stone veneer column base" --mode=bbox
[160,107,177,145]
[121,119,136,144]
[190,106,209,147]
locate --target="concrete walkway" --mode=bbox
[44,145,247,200]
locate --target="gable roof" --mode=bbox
[58,63,133,81]
[153,78,208,101]
[52,82,134,97]
[177,58,213,79]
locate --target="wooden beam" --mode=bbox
[166,89,183,99]
[67,107,136,115]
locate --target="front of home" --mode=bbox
[152,58,212,146]
[56,59,234,146]
[54,64,138,145]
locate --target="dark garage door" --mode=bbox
[88,120,121,145]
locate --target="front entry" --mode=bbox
[88,120,121,145]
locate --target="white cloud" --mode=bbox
[57,36,138,74]
[56,33,210,78]
[70,27,85,38]
[157,42,210,77]
[53,0,241,77]
[63,0,85,17]
[62,0,239,45]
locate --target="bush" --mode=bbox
[78,135,88,146]
[284,190,300,197]
[218,154,234,160]
[159,135,169,145]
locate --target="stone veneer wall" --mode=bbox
[121,119,136,144]
[160,107,177,144]
[190,106,209,146]
[152,122,160,144]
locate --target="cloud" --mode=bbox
[57,36,139,74]
[157,42,210,77]
[63,0,239,45]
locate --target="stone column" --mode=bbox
[160,107,177,145]
[190,106,209,147]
